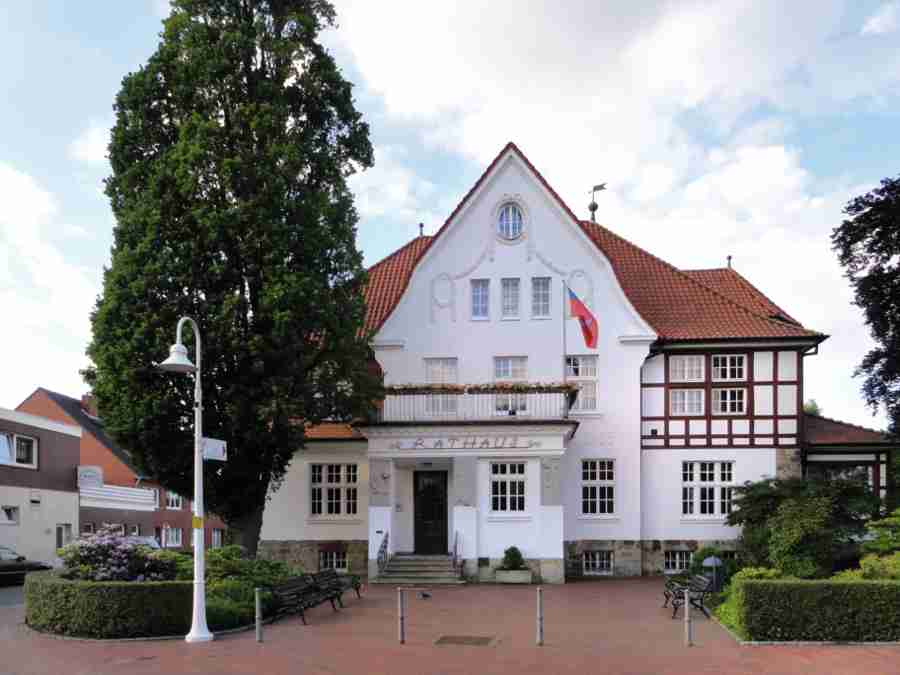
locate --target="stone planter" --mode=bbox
[494,569,533,584]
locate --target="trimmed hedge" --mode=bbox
[742,579,900,642]
[25,571,192,638]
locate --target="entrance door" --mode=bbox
[414,471,448,554]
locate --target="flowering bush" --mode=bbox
[58,527,176,582]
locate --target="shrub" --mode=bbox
[714,567,782,638]
[768,496,833,578]
[151,549,193,580]
[741,579,900,641]
[689,546,741,587]
[862,508,900,555]
[855,552,900,580]
[500,546,526,571]
[206,595,255,632]
[58,528,176,582]
[208,578,276,616]
[25,571,192,638]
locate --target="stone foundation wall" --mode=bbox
[640,539,738,575]
[472,557,565,584]
[563,539,738,577]
[776,447,803,479]
[259,539,369,579]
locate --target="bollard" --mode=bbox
[255,587,263,643]
[398,588,406,644]
[683,587,692,647]
[536,586,544,646]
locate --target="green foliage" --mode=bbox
[735,525,772,567]
[688,546,741,586]
[714,567,783,639]
[25,572,192,638]
[862,507,900,555]
[832,176,900,436]
[205,545,294,587]
[500,546,527,571]
[84,0,379,553]
[741,579,900,641]
[768,497,833,578]
[151,549,194,580]
[842,552,900,580]
[803,399,823,415]
[58,528,176,581]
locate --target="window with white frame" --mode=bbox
[497,203,524,240]
[105,523,125,536]
[566,355,598,411]
[471,279,490,319]
[129,524,140,536]
[425,357,459,414]
[491,462,526,512]
[712,388,746,415]
[501,278,520,318]
[531,277,551,318]
[166,492,184,509]
[319,550,348,572]
[81,522,95,535]
[682,461,734,518]
[1,506,19,525]
[0,431,37,468]
[163,525,182,548]
[664,550,693,573]
[311,463,358,517]
[581,459,614,515]
[711,354,745,381]
[494,356,528,413]
[669,355,704,383]
[55,523,73,549]
[670,389,704,416]
[583,550,614,575]
[212,528,224,548]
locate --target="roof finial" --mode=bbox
[588,183,606,223]
[727,255,732,269]
[418,222,424,237]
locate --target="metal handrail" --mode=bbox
[376,390,574,423]
[377,531,390,576]
[452,531,461,578]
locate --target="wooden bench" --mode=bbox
[310,569,362,602]
[272,576,341,625]
[663,573,712,619]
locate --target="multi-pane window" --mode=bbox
[670,389,704,415]
[166,492,184,509]
[531,277,551,318]
[129,524,140,536]
[491,462,526,512]
[664,551,692,573]
[425,358,459,414]
[319,550,348,572]
[471,279,490,319]
[81,522,94,535]
[682,461,735,518]
[712,355,745,381]
[497,203,524,240]
[581,459,614,515]
[583,550,614,575]
[55,523,73,549]
[311,464,358,517]
[566,355,598,411]
[712,388,746,415]
[212,528,224,548]
[669,355,704,382]
[163,525,183,548]
[0,432,37,468]
[501,278,520,318]
[494,356,528,413]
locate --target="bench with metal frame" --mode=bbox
[662,573,712,619]
[272,576,341,625]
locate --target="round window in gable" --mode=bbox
[497,203,524,240]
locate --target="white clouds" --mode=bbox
[69,120,110,165]
[0,163,99,406]
[862,2,900,35]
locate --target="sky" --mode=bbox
[1,0,899,429]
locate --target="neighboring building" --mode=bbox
[256,142,892,582]
[0,407,81,564]
[17,388,226,550]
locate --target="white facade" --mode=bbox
[0,486,79,565]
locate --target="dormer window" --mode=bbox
[497,203,523,240]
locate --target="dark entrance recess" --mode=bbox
[414,471,448,554]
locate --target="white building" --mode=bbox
[260,142,838,582]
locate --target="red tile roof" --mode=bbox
[363,142,826,343]
[304,422,363,440]
[804,413,892,446]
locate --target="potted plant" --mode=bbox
[494,546,533,583]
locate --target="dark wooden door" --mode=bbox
[414,471,448,554]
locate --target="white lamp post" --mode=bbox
[158,316,213,643]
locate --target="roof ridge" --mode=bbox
[583,220,821,337]
[804,412,888,437]
[367,235,431,273]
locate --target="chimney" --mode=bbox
[418,222,424,237]
[727,255,733,269]
[81,393,98,417]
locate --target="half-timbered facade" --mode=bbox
[260,143,891,582]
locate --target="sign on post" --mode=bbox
[201,437,227,462]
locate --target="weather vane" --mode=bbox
[588,183,606,223]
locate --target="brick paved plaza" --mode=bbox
[2,579,899,675]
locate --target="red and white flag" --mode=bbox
[567,287,598,348]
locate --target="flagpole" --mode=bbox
[562,279,567,384]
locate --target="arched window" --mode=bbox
[497,203,523,240]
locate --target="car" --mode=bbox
[0,546,51,585]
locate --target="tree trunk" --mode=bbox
[231,504,265,557]
[886,448,898,513]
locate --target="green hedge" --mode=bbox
[742,580,900,642]
[25,571,192,638]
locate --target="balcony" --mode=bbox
[370,384,578,424]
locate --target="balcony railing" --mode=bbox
[371,384,578,424]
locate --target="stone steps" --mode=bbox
[373,554,464,585]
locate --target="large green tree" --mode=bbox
[86,0,378,554]
[832,176,900,430]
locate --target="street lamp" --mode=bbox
[158,316,213,643]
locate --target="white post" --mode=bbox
[398,588,406,644]
[683,587,692,647]
[536,586,544,646]
[255,588,263,643]
[182,317,213,643]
